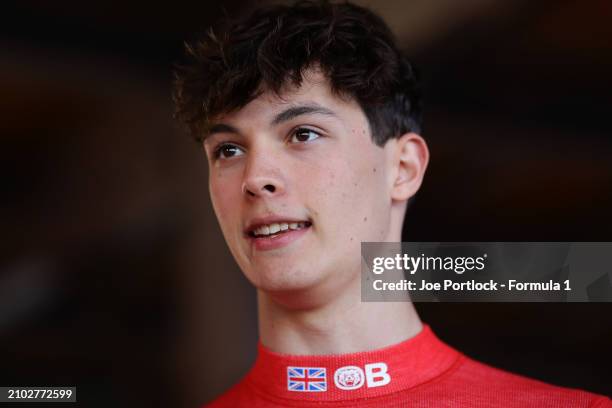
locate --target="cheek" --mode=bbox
[312,153,382,225]
[304,158,349,208]
[209,170,241,226]
[326,150,388,238]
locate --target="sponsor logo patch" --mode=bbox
[334,366,365,390]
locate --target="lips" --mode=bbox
[245,217,312,250]
[245,216,311,236]
[248,221,312,237]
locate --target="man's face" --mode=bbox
[204,71,396,300]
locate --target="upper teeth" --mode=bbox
[253,222,307,236]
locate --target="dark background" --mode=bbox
[1,0,611,407]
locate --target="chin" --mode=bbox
[249,264,326,293]
[251,263,358,310]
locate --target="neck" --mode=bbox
[257,276,422,355]
[259,208,419,355]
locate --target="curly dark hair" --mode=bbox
[173,0,422,146]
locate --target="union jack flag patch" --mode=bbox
[287,366,327,392]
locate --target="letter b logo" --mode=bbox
[365,362,391,387]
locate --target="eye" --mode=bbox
[290,128,321,143]
[213,143,245,159]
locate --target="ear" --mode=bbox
[389,132,429,202]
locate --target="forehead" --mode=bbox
[213,70,368,130]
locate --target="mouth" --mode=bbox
[245,219,313,251]
[247,221,312,239]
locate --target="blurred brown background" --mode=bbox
[1,0,611,406]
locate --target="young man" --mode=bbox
[174,1,611,406]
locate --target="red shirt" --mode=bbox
[206,325,611,407]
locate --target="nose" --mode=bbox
[241,152,285,198]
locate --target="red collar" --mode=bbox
[246,325,461,402]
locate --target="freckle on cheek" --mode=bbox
[363,217,367,222]
[373,167,376,173]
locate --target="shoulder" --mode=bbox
[433,355,611,407]
[203,381,250,408]
[202,378,269,408]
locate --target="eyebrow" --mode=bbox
[204,103,337,141]
[271,103,337,125]
[206,123,240,139]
